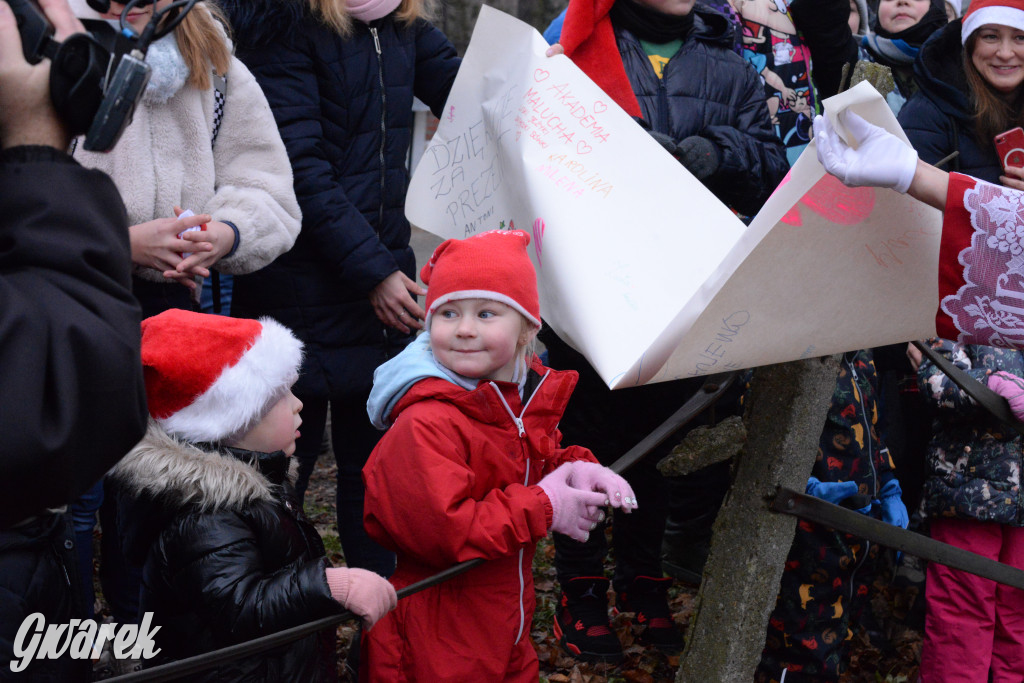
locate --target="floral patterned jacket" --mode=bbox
[917,338,1024,525]
[814,350,896,497]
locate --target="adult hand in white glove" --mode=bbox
[813,110,918,193]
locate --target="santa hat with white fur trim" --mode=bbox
[141,309,303,444]
[962,0,1024,43]
[420,229,541,329]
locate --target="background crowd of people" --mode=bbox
[5,0,1024,680]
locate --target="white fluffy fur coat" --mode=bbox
[74,49,301,281]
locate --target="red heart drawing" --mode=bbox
[593,101,607,114]
[577,140,592,155]
[800,174,875,225]
[533,68,550,82]
[533,218,545,266]
[781,174,875,226]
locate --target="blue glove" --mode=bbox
[806,476,859,505]
[876,479,909,529]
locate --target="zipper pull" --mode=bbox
[370,27,381,54]
[513,416,525,438]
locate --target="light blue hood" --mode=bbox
[366,332,475,430]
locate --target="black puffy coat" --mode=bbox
[222,0,460,399]
[110,428,343,682]
[619,8,788,215]
[899,21,1003,183]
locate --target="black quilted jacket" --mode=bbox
[618,8,788,215]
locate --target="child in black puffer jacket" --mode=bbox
[109,310,396,682]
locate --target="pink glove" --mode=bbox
[988,371,1024,420]
[325,567,397,629]
[537,463,608,542]
[568,461,638,512]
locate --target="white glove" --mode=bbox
[813,110,918,193]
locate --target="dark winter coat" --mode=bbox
[109,426,343,682]
[362,352,597,681]
[0,148,146,528]
[0,512,90,682]
[899,21,1003,183]
[815,351,896,496]
[917,339,1024,525]
[221,0,461,399]
[617,8,788,216]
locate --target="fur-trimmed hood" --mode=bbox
[110,420,284,514]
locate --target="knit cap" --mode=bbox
[420,229,541,329]
[141,309,303,443]
[962,0,1024,43]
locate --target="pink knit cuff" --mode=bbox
[325,567,350,604]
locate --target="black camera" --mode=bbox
[4,0,194,152]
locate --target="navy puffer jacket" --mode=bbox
[620,8,787,215]
[222,0,460,397]
[898,21,1003,183]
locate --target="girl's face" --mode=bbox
[971,25,1024,94]
[877,0,932,33]
[849,0,861,34]
[102,0,171,34]
[944,0,958,22]
[429,299,537,383]
[630,0,698,17]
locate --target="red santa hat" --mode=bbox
[141,310,303,443]
[420,229,541,329]
[962,0,1024,43]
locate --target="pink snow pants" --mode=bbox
[919,517,1024,683]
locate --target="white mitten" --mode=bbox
[813,110,918,193]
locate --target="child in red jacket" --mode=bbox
[361,229,636,681]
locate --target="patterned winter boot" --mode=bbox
[614,576,684,652]
[553,577,623,663]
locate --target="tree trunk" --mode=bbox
[676,356,840,681]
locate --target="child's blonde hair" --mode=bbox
[174,2,232,91]
[308,0,439,36]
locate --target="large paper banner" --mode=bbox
[406,6,943,389]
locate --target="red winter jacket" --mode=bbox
[361,357,597,681]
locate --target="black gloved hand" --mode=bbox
[633,116,681,155]
[676,136,721,181]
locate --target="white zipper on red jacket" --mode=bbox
[487,369,551,644]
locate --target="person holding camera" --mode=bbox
[0,0,148,677]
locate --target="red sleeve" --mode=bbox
[936,172,979,340]
[362,408,552,568]
[935,173,1024,347]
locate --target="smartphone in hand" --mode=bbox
[995,127,1024,173]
